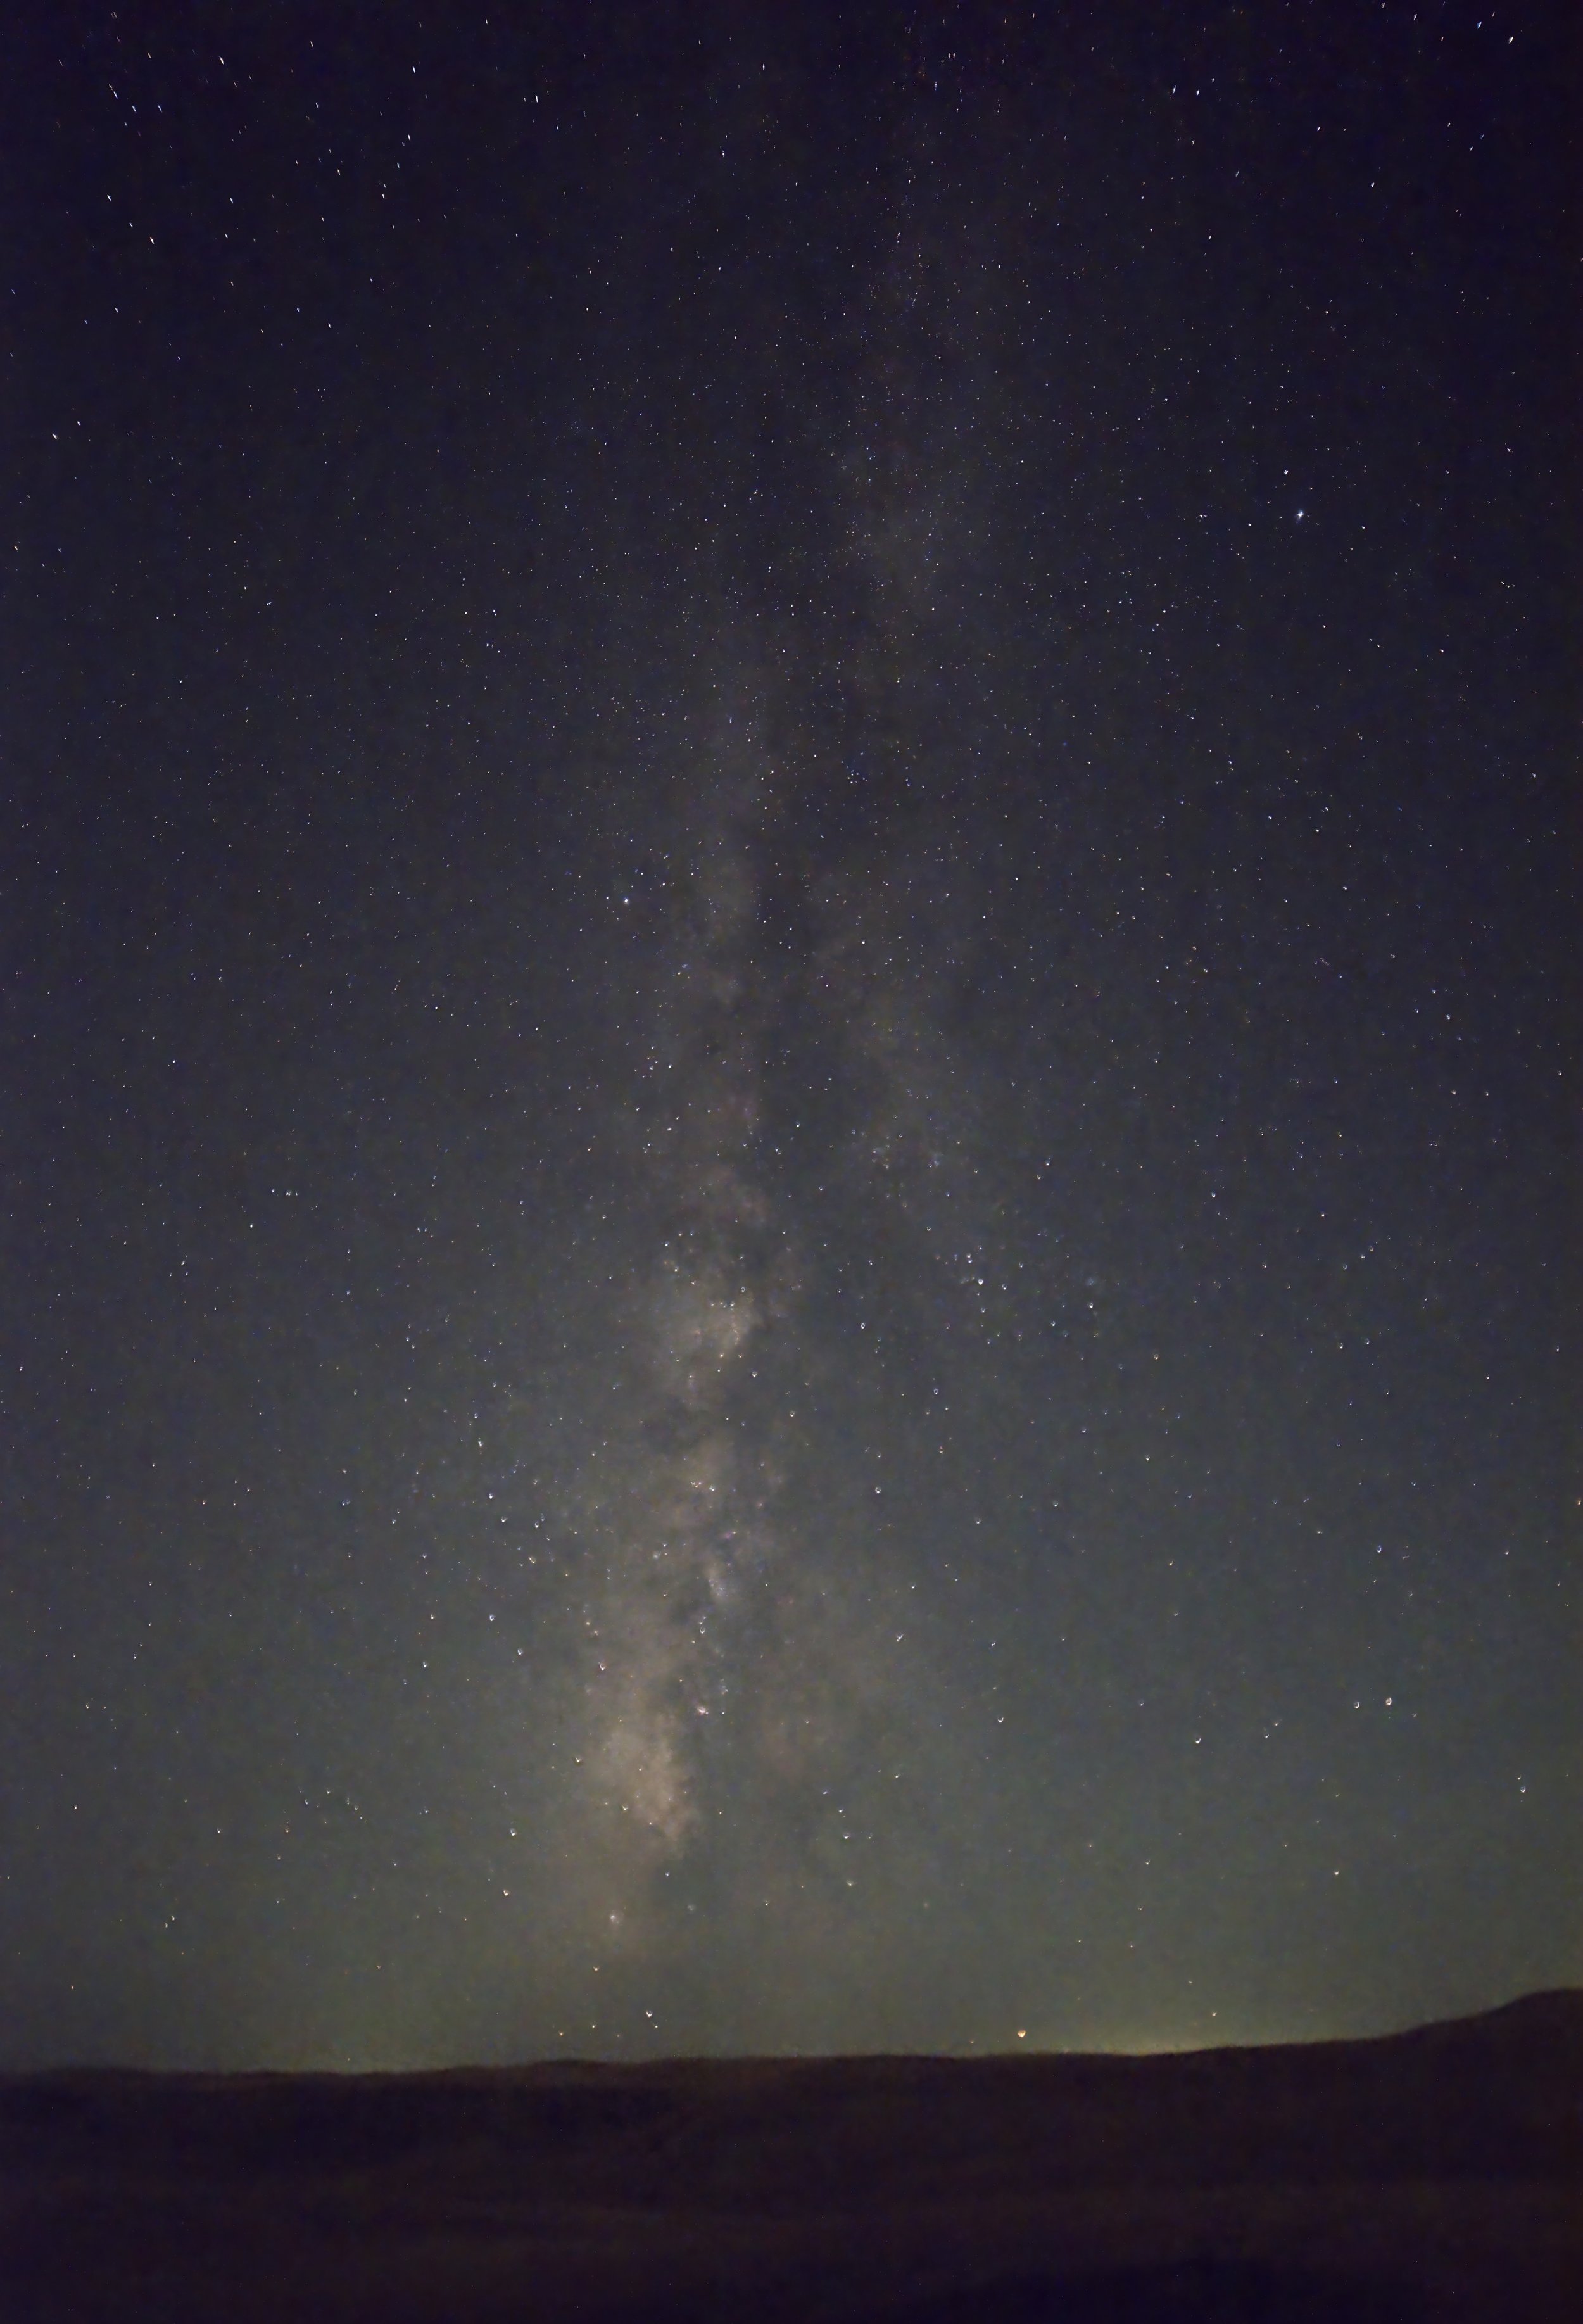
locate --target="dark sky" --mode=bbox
[2,1,1575,2072]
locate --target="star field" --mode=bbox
[1,3,1574,2070]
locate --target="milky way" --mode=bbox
[545,193,1021,1969]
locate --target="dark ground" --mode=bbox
[3,1992,1579,2321]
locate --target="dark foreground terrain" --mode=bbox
[3,1992,1579,2322]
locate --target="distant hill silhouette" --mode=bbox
[3,1992,1579,2321]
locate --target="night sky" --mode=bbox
[3,3,1575,2073]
